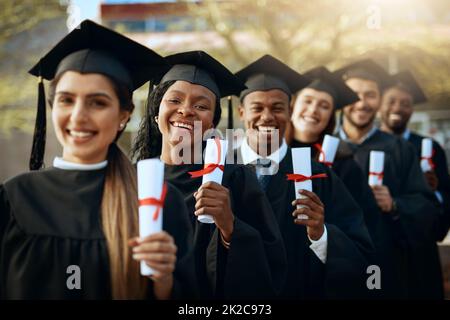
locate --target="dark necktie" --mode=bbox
[256,158,272,191]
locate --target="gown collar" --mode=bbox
[53,157,108,171]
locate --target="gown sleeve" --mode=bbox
[206,166,287,299]
[317,165,375,298]
[392,139,441,243]
[0,184,10,299]
[162,183,198,299]
[432,141,450,241]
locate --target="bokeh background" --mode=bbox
[0,0,449,296]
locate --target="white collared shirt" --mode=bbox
[240,138,288,178]
[239,138,328,263]
[53,157,108,171]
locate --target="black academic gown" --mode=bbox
[338,129,444,299]
[236,148,374,299]
[406,132,450,241]
[0,167,195,300]
[291,139,392,298]
[164,163,287,299]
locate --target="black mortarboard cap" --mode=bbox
[334,59,394,91]
[387,70,427,105]
[160,50,246,99]
[303,66,359,110]
[28,19,168,170]
[234,55,311,101]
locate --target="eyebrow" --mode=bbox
[168,89,213,103]
[55,91,113,100]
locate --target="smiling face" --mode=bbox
[158,80,216,150]
[343,77,381,130]
[291,88,334,141]
[239,89,290,154]
[380,86,414,134]
[51,71,130,164]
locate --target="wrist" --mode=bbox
[309,225,324,241]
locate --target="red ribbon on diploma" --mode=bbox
[188,138,224,178]
[286,173,328,182]
[369,171,384,181]
[139,182,168,221]
[420,149,436,170]
[314,143,333,167]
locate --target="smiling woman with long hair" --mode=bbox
[0,20,194,300]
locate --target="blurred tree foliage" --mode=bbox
[0,0,64,46]
[0,1,65,135]
[1,0,449,135]
[181,0,450,107]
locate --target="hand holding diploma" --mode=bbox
[289,148,326,240]
[368,151,394,213]
[131,158,177,279]
[189,138,228,224]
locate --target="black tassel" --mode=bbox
[227,96,233,129]
[29,76,46,170]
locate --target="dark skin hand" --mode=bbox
[424,171,439,191]
[292,189,325,240]
[194,181,235,242]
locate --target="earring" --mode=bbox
[119,123,125,129]
[154,116,159,123]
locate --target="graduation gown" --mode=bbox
[236,148,374,299]
[164,163,287,299]
[406,132,450,241]
[291,139,392,298]
[338,129,444,299]
[0,167,195,300]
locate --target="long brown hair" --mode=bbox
[49,73,147,299]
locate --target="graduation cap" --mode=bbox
[160,51,245,98]
[334,59,394,91]
[302,66,359,110]
[387,71,427,105]
[235,55,311,101]
[28,19,168,170]
[159,50,246,129]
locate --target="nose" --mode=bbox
[260,107,275,122]
[305,101,319,115]
[69,98,88,125]
[177,101,196,117]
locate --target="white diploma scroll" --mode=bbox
[199,138,228,224]
[368,151,385,186]
[421,138,433,172]
[291,147,312,220]
[319,135,340,166]
[137,158,165,276]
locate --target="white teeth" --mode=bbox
[389,114,402,121]
[258,126,276,132]
[70,130,94,138]
[302,116,318,123]
[173,122,193,130]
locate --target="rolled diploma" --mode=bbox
[319,135,340,165]
[198,139,228,224]
[137,158,164,276]
[421,138,433,172]
[368,151,385,186]
[292,147,312,220]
